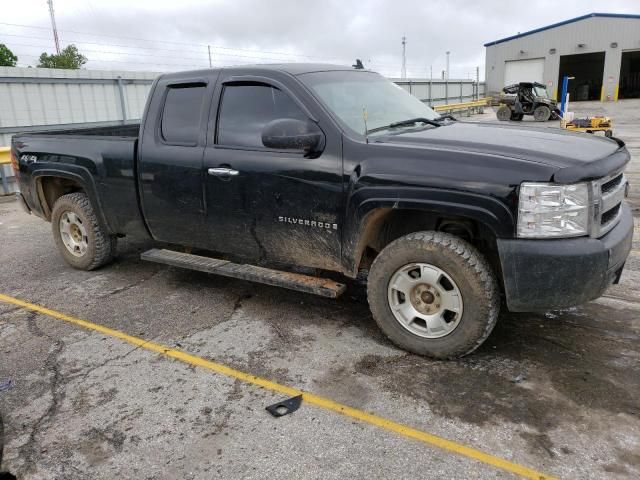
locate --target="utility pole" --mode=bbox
[401,36,407,79]
[208,45,212,68]
[445,51,450,80]
[47,0,61,54]
[429,64,433,105]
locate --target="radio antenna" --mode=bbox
[363,107,369,143]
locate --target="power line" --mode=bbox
[0,21,346,62]
[0,37,402,74]
[0,22,429,75]
[4,41,342,64]
[14,53,209,69]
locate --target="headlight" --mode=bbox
[517,182,590,238]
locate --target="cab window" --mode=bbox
[217,83,306,148]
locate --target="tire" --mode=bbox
[510,112,524,121]
[51,192,117,270]
[367,231,500,359]
[496,106,511,121]
[533,105,551,122]
[0,412,4,469]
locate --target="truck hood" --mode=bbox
[374,121,627,181]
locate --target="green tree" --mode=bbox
[0,44,18,67]
[38,44,87,69]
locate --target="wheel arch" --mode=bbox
[343,194,513,277]
[32,168,113,234]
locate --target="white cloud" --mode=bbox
[1,0,638,78]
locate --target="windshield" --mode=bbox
[533,86,549,98]
[299,70,440,135]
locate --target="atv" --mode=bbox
[496,82,560,122]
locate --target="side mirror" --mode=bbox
[261,118,324,155]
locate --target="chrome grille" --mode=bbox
[590,171,627,237]
[601,173,624,195]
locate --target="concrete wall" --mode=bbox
[392,78,486,105]
[485,16,640,100]
[0,67,157,146]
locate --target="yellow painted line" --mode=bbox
[0,293,555,480]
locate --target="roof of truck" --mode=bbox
[158,63,365,80]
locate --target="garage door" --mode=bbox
[504,58,545,87]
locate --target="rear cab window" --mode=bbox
[161,84,207,145]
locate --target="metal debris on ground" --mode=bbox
[265,395,303,418]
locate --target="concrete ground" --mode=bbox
[1,100,640,480]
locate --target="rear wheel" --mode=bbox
[496,106,511,121]
[51,192,116,270]
[533,105,551,122]
[367,231,500,359]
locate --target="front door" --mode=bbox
[202,76,343,271]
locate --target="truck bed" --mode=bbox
[12,124,147,238]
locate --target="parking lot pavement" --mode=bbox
[1,107,639,479]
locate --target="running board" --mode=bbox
[141,248,346,298]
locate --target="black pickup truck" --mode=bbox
[11,64,633,359]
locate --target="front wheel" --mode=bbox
[367,231,500,359]
[51,192,117,270]
[533,105,551,122]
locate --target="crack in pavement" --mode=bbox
[17,339,65,475]
[99,269,164,298]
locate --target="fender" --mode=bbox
[342,186,515,276]
[31,165,113,234]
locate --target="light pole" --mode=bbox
[401,36,407,79]
[445,51,450,80]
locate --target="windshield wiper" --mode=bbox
[434,114,458,122]
[368,117,441,134]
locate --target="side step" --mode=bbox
[141,248,346,298]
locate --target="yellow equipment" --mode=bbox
[562,116,613,137]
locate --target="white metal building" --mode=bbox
[485,13,640,101]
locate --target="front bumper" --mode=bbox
[498,202,633,312]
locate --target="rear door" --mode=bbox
[138,75,217,246]
[201,72,344,271]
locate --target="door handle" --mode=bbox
[208,167,239,177]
